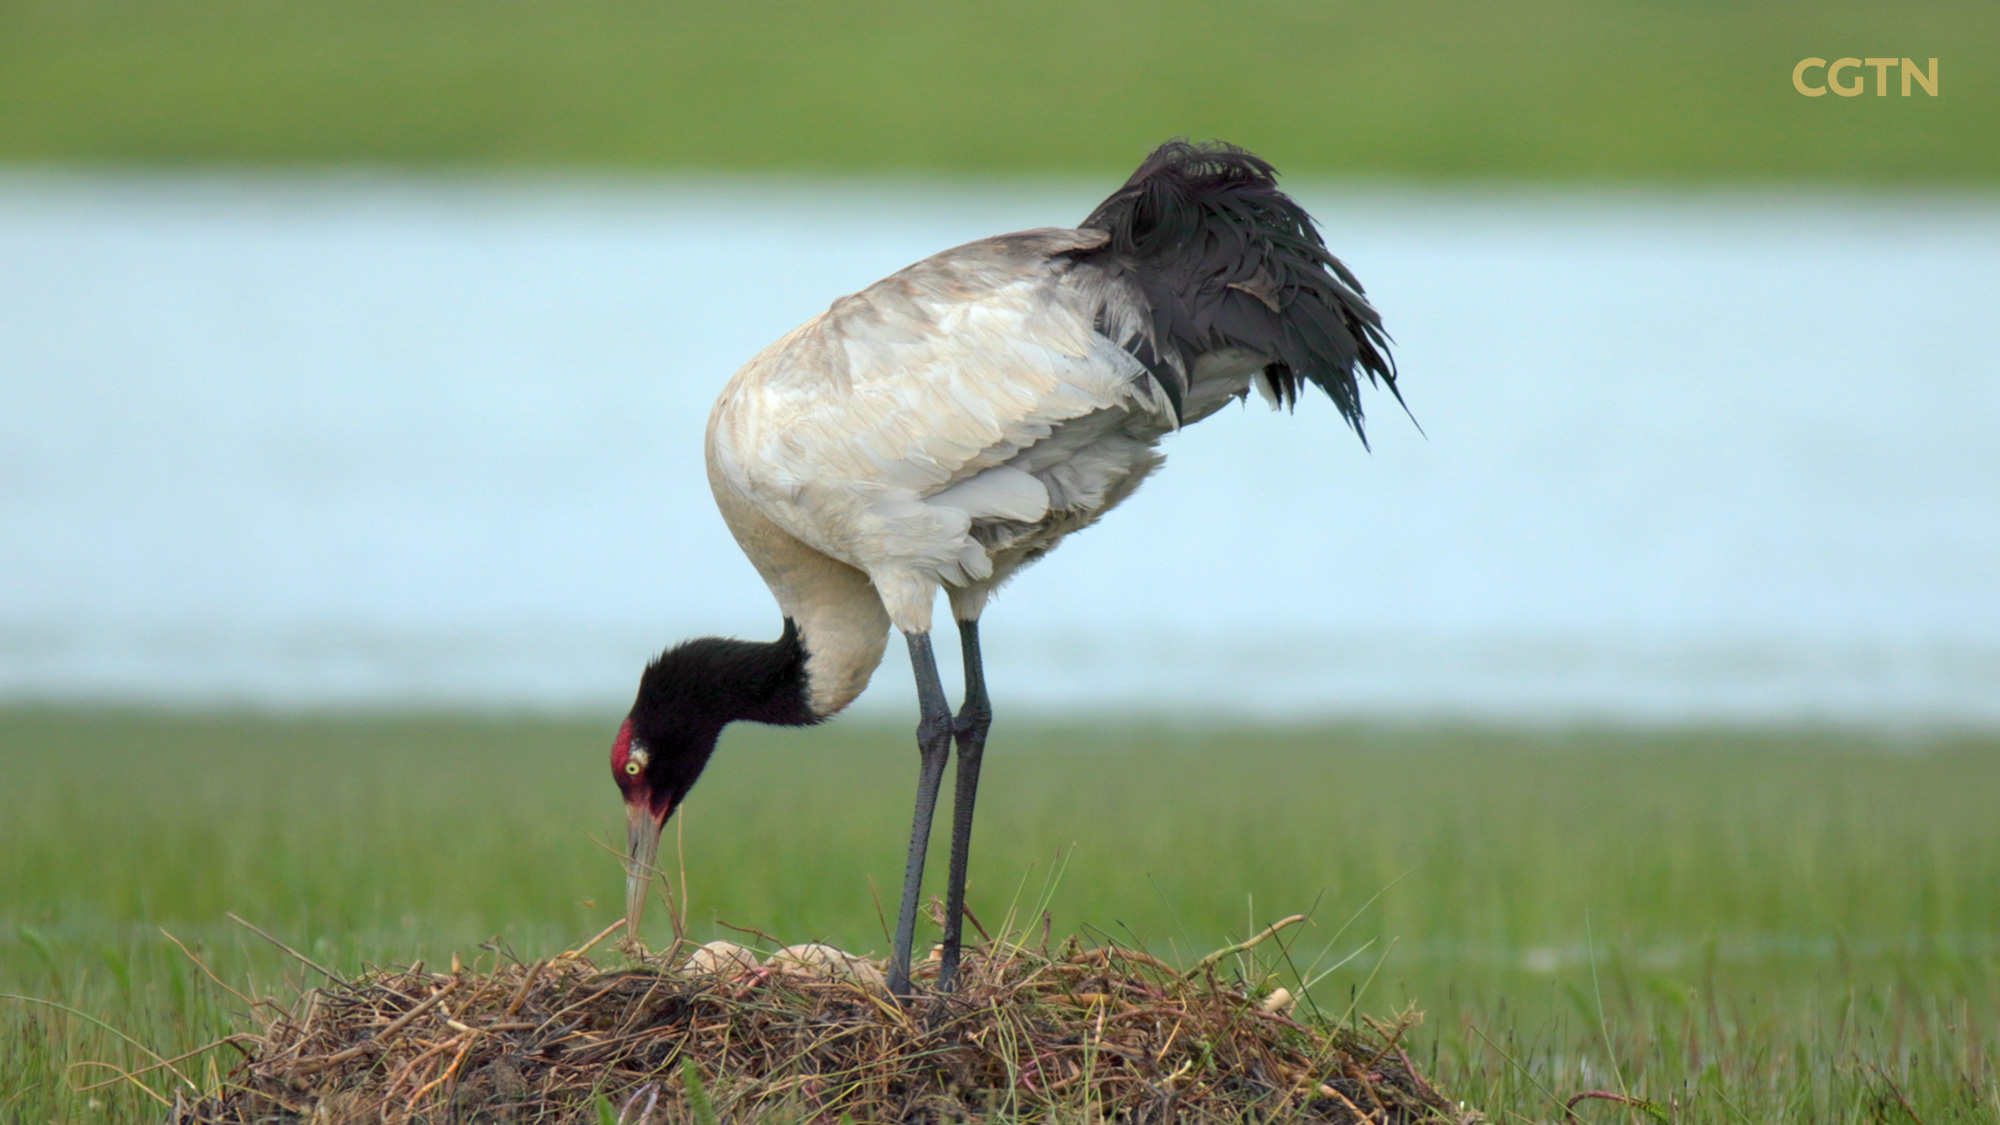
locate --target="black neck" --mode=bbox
[629,619,819,744]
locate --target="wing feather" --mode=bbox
[707,229,1160,596]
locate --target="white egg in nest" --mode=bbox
[767,943,888,991]
[680,939,758,977]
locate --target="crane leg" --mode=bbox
[888,630,954,999]
[939,619,992,992]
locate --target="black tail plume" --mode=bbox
[1078,140,1400,444]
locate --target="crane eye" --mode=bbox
[624,746,650,775]
[623,760,642,775]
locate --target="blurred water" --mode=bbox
[2,175,1996,724]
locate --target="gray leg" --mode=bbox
[887,630,955,999]
[938,619,993,992]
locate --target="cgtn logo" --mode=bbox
[1794,57,1938,96]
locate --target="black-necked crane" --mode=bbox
[612,140,1397,998]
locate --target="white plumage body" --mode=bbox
[705,227,1267,715]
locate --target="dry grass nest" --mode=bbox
[172,915,1479,1124]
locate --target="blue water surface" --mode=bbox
[3,175,1996,724]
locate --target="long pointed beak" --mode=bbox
[625,800,666,942]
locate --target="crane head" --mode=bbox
[610,715,678,942]
[611,628,817,944]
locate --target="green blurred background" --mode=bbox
[1,0,1991,182]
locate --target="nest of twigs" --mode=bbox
[172,916,1476,1124]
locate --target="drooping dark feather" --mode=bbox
[1075,140,1400,444]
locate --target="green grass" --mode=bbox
[0,0,1994,183]
[3,707,1997,1122]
